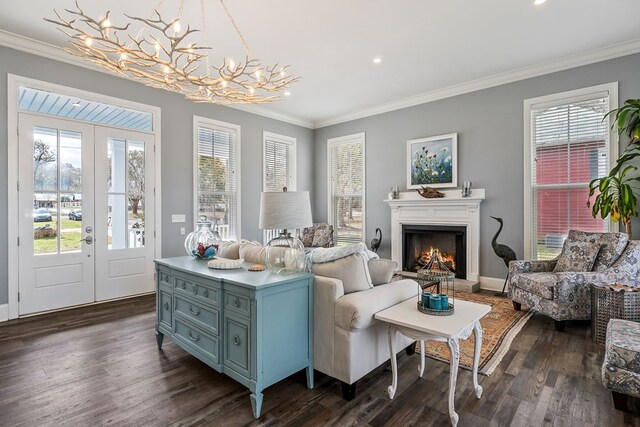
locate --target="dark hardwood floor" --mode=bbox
[1,294,639,426]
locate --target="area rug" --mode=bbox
[415,292,533,376]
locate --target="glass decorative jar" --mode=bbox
[265,231,306,274]
[184,221,221,260]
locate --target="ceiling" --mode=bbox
[1,0,640,128]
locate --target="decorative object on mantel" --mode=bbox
[417,249,455,315]
[407,133,457,189]
[184,221,221,259]
[45,0,299,105]
[461,181,472,197]
[490,216,517,296]
[370,228,382,253]
[391,185,400,200]
[416,186,445,198]
[259,187,313,274]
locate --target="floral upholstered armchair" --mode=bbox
[301,223,334,248]
[508,230,640,331]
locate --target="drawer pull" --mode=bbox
[233,297,241,308]
[233,335,241,345]
[192,286,197,295]
[189,330,200,342]
[163,302,170,310]
[189,305,200,316]
[181,282,186,290]
[203,289,209,298]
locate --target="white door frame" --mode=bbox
[7,74,162,319]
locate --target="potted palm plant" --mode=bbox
[588,99,640,238]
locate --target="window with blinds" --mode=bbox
[525,85,616,260]
[263,132,296,243]
[194,117,240,241]
[328,133,365,246]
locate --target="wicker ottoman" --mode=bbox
[602,319,640,411]
[591,284,640,344]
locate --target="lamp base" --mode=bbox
[265,232,305,274]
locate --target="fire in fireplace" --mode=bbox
[402,225,467,279]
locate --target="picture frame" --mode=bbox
[406,133,457,189]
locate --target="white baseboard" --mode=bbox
[479,276,507,292]
[0,304,8,322]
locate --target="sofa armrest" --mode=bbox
[554,271,619,300]
[313,275,345,376]
[509,259,557,275]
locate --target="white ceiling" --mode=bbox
[1,0,640,128]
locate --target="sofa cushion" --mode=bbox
[368,259,397,285]
[312,253,372,294]
[567,230,628,271]
[553,240,600,273]
[335,279,419,330]
[217,241,240,259]
[510,272,558,300]
[605,319,640,372]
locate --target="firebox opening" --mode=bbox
[402,225,467,279]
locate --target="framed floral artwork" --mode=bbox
[407,133,457,189]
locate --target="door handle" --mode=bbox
[79,236,93,245]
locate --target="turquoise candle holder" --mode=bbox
[429,294,442,311]
[440,294,449,310]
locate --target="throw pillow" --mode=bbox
[311,253,373,294]
[553,240,601,273]
[369,259,398,285]
[311,225,333,248]
[566,230,629,271]
[217,241,240,259]
[301,225,317,247]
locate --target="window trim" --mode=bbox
[193,115,241,240]
[262,131,297,192]
[327,132,366,244]
[523,82,619,259]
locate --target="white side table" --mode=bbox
[375,299,491,427]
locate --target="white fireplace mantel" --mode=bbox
[385,189,485,283]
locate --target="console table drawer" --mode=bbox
[159,290,172,329]
[224,292,251,317]
[174,318,219,364]
[175,295,219,335]
[158,269,173,289]
[175,276,220,307]
[224,315,250,377]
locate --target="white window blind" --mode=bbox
[328,133,365,246]
[195,118,240,241]
[528,91,613,260]
[263,132,296,243]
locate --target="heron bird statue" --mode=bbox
[370,228,382,253]
[490,216,517,296]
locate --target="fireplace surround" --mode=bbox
[385,188,485,284]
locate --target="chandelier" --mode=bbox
[45,1,299,104]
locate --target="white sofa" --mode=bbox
[218,241,419,399]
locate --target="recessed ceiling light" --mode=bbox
[72,101,81,107]
[534,0,546,5]
[373,57,382,64]
[284,91,291,96]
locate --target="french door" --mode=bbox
[18,113,155,315]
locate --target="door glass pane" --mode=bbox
[59,131,82,192]
[33,127,58,191]
[127,140,145,248]
[108,194,127,250]
[60,193,82,253]
[33,192,56,255]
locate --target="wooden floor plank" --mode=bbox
[0,293,639,426]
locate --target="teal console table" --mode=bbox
[154,256,314,418]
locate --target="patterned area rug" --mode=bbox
[416,291,533,376]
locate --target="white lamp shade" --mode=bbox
[259,191,313,230]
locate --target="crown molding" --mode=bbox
[0,29,313,129]
[313,38,640,129]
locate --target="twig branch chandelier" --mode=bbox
[45,0,299,104]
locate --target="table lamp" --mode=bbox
[259,188,313,274]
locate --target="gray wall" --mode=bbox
[0,45,314,305]
[313,53,640,280]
